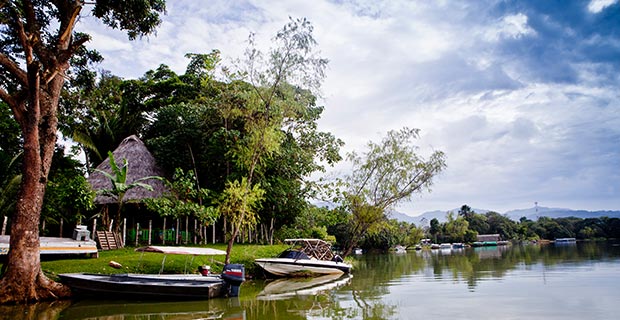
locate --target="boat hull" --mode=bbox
[255,258,351,277]
[59,273,225,300]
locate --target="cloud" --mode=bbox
[588,0,619,13]
[77,0,620,214]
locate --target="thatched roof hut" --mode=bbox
[88,135,168,204]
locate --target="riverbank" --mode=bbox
[1,244,289,280]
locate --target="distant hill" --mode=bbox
[504,207,620,221]
[392,206,620,225]
[391,208,488,226]
[313,201,620,225]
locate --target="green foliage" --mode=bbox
[0,103,21,184]
[42,148,95,231]
[0,103,21,216]
[443,212,469,243]
[145,168,220,225]
[217,178,265,232]
[337,127,446,256]
[273,205,339,242]
[92,0,166,40]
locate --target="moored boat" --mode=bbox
[255,239,352,277]
[59,246,245,299]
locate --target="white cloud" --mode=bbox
[77,0,620,215]
[483,13,537,42]
[588,0,618,13]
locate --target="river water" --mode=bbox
[2,241,619,320]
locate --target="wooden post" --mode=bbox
[135,223,140,246]
[193,219,197,244]
[109,219,114,232]
[148,220,152,245]
[185,216,189,244]
[122,218,127,247]
[175,219,180,245]
[41,220,46,236]
[2,216,8,235]
[59,218,63,237]
[203,225,207,245]
[92,219,97,242]
[163,217,167,245]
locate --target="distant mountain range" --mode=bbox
[390,207,620,226]
[313,201,620,226]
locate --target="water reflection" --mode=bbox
[60,299,245,320]
[0,300,71,320]
[2,242,619,319]
[257,273,352,300]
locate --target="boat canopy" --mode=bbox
[284,239,335,261]
[135,246,226,256]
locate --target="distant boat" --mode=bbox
[452,243,464,249]
[394,245,407,253]
[554,238,577,244]
[430,244,441,249]
[59,246,245,299]
[440,243,452,249]
[255,239,352,277]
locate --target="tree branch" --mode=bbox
[0,53,28,86]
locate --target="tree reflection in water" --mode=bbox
[2,242,617,319]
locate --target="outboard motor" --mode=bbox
[221,264,245,297]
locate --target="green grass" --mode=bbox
[2,243,289,280]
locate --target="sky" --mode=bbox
[77,0,620,216]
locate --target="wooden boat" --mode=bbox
[255,239,352,277]
[59,246,245,299]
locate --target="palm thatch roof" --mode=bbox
[88,135,168,205]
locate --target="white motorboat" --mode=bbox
[255,239,352,277]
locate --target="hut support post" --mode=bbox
[135,223,140,246]
[92,219,97,242]
[270,217,274,245]
[185,216,189,244]
[109,219,114,232]
[122,218,126,246]
[148,220,152,245]
[175,219,179,245]
[2,216,7,235]
[162,217,166,245]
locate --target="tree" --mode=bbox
[458,205,474,221]
[0,1,165,303]
[338,127,446,257]
[485,211,518,240]
[443,212,469,243]
[429,218,441,243]
[218,18,329,263]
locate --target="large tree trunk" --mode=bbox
[0,65,71,304]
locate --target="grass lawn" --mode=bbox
[1,243,289,280]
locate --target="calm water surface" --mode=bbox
[2,241,619,320]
